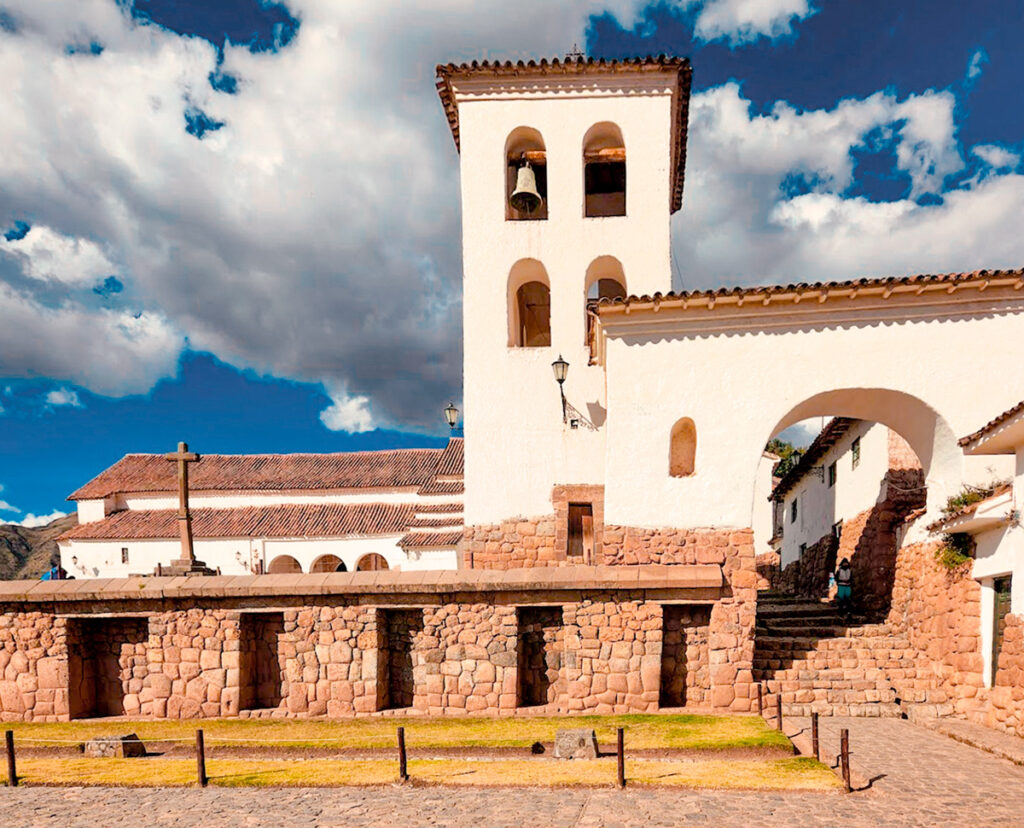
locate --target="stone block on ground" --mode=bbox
[553,728,598,759]
[83,733,146,758]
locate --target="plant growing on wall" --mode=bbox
[933,479,1011,569]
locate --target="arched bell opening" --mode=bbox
[583,122,625,217]
[505,127,547,220]
[584,256,627,344]
[508,258,552,348]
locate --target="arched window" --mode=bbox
[311,554,346,573]
[355,553,389,571]
[669,418,697,477]
[583,122,625,217]
[267,554,302,574]
[508,259,551,347]
[584,256,626,345]
[505,127,547,220]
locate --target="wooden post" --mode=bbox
[5,730,16,787]
[195,729,207,787]
[840,728,851,792]
[775,694,783,731]
[811,712,820,761]
[397,727,408,782]
[756,683,763,715]
[616,727,625,789]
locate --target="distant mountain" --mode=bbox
[0,513,77,580]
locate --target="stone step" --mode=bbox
[754,633,907,650]
[755,624,892,638]
[774,702,904,718]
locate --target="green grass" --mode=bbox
[5,714,792,752]
[7,756,840,791]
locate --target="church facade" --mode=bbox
[0,54,1021,729]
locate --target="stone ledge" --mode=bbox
[0,565,723,603]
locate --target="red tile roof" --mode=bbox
[415,503,463,514]
[399,531,463,549]
[771,418,856,501]
[69,448,451,501]
[60,503,414,541]
[925,483,1014,532]
[597,268,1024,316]
[959,400,1024,448]
[417,480,465,495]
[408,517,463,529]
[436,56,692,213]
[436,438,464,478]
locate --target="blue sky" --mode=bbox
[0,0,1022,521]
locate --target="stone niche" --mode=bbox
[238,612,287,711]
[379,608,424,710]
[517,606,563,707]
[659,604,711,708]
[66,616,149,719]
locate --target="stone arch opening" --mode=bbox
[266,554,302,574]
[505,126,547,220]
[669,417,697,477]
[508,259,551,347]
[585,256,627,345]
[751,388,954,617]
[583,121,625,217]
[311,554,347,573]
[356,553,389,572]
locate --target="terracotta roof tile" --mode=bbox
[417,480,465,495]
[959,400,1024,448]
[399,531,463,549]
[436,438,464,478]
[408,517,463,529]
[925,484,1014,532]
[61,503,414,541]
[415,503,463,514]
[436,56,692,213]
[69,449,445,501]
[597,268,1024,316]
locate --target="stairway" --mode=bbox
[754,593,947,718]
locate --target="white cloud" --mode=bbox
[973,144,1020,172]
[0,225,117,285]
[14,510,69,528]
[319,384,374,433]
[695,0,816,44]
[0,500,19,513]
[967,48,988,82]
[44,387,83,408]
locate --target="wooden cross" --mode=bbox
[164,441,200,564]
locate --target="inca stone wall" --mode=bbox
[992,613,1024,737]
[0,573,735,720]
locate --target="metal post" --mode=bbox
[776,693,783,731]
[840,728,851,792]
[5,731,16,787]
[812,712,819,761]
[195,729,207,787]
[756,683,763,715]
[616,727,625,789]
[397,727,408,782]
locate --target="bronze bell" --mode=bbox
[510,162,542,214]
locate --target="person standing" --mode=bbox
[835,557,853,622]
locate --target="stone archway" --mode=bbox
[311,555,346,573]
[355,553,389,572]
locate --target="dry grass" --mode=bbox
[7,756,840,791]
[5,714,792,752]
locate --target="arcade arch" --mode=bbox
[267,555,302,574]
[311,554,347,573]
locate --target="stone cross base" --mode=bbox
[157,559,216,577]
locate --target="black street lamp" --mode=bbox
[444,402,459,431]
[552,355,569,420]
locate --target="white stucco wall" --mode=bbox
[455,73,679,524]
[59,534,456,578]
[119,489,435,510]
[751,453,777,555]
[778,421,891,565]
[600,291,1024,532]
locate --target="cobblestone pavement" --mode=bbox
[2,718,1022,826]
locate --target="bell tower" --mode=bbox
[436,56,692,534]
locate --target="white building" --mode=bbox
[933,402,1024,686]
[58,440,463,577]
[770,419,921,567]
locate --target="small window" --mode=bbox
[121,547,129,565]
[567,503,594,560]
[799,543,807,559]
[669,417,697,477]
[827,462,837,488]
[790,498,798,523]
[851,437,861,469]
